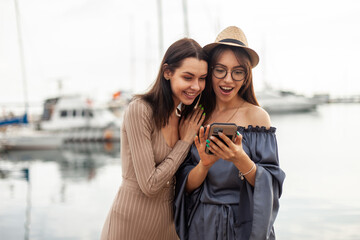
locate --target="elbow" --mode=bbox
[185,179,203,194]
[138,182,162,198]
[185,184,192,194]
[140,187,158,198]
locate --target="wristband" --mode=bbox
[239,162,255,180]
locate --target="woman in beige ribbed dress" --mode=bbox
[100,38,208,240]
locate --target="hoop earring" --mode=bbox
[175,102,182,117]
[193,93,202,109]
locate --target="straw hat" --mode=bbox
[203,26,259,68]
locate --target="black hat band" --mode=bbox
[219,38,245,46]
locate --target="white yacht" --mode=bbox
[39,95,121,141]
[1,95,121,151]
[40,95,120,129]
[256,89,317,114]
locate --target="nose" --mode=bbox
[190,79,201,91]
[223,71,233,83]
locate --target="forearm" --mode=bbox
[138,140,191,196]
[185,160,210,193]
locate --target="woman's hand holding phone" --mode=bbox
[194,125,219,169]
[208,130,247,164]
[185,125,219,193]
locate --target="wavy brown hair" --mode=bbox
[201,45,259,123]
[135,38,208,129]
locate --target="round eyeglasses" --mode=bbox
[212,66,246,81]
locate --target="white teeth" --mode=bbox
[185,92,196,96]
[221,86,233,90]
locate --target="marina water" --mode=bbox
[1,103,360,240]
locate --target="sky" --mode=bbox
[1,0,360,114]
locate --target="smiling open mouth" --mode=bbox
[185,92,196,96]
[220,86,234,93]
[184,91,198,99]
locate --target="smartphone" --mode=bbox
[205,123,238,155]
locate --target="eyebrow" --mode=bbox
[182,72,195,76]
[215,63,243,69]
[182,72,207,77]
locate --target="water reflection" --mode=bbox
[0,142,121,240]
[271,103,360,240]
[2,141,120,161]
[1,142,120,179]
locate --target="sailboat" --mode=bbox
[0,113,28,127]
[0,0,29,129]
[0,2,121,151]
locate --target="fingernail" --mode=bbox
[201,107,204,110]
[206,144,210,148]
[206,139,210,143]
[203,112,206,116]
[236,131,240,136]
[199,104,202,108]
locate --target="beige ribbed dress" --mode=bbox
[100,98,191,240]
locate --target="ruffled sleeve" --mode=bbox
[239,126,286,240]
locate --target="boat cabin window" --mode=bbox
[81,109,94,118]
[72,110,77,117]
[60,110,67,118]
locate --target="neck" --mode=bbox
[172,95,180,109]
[215,96,244,112]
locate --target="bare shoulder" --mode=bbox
[246,104,272,129]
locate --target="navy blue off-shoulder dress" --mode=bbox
[174,126,286,240]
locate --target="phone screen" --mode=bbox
[207,134,234,154]
[214,134,233,146]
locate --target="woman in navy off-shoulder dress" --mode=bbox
[174,26,286,240]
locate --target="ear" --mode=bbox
[163,64,172,80]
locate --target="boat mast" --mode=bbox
[14,0,29,113]
[157,0,163,57]
[182,0,189,37]
[261,35,271,90]
[129,16,135,92]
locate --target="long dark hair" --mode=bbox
[202,45,259,123]
[136,38,208,129]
